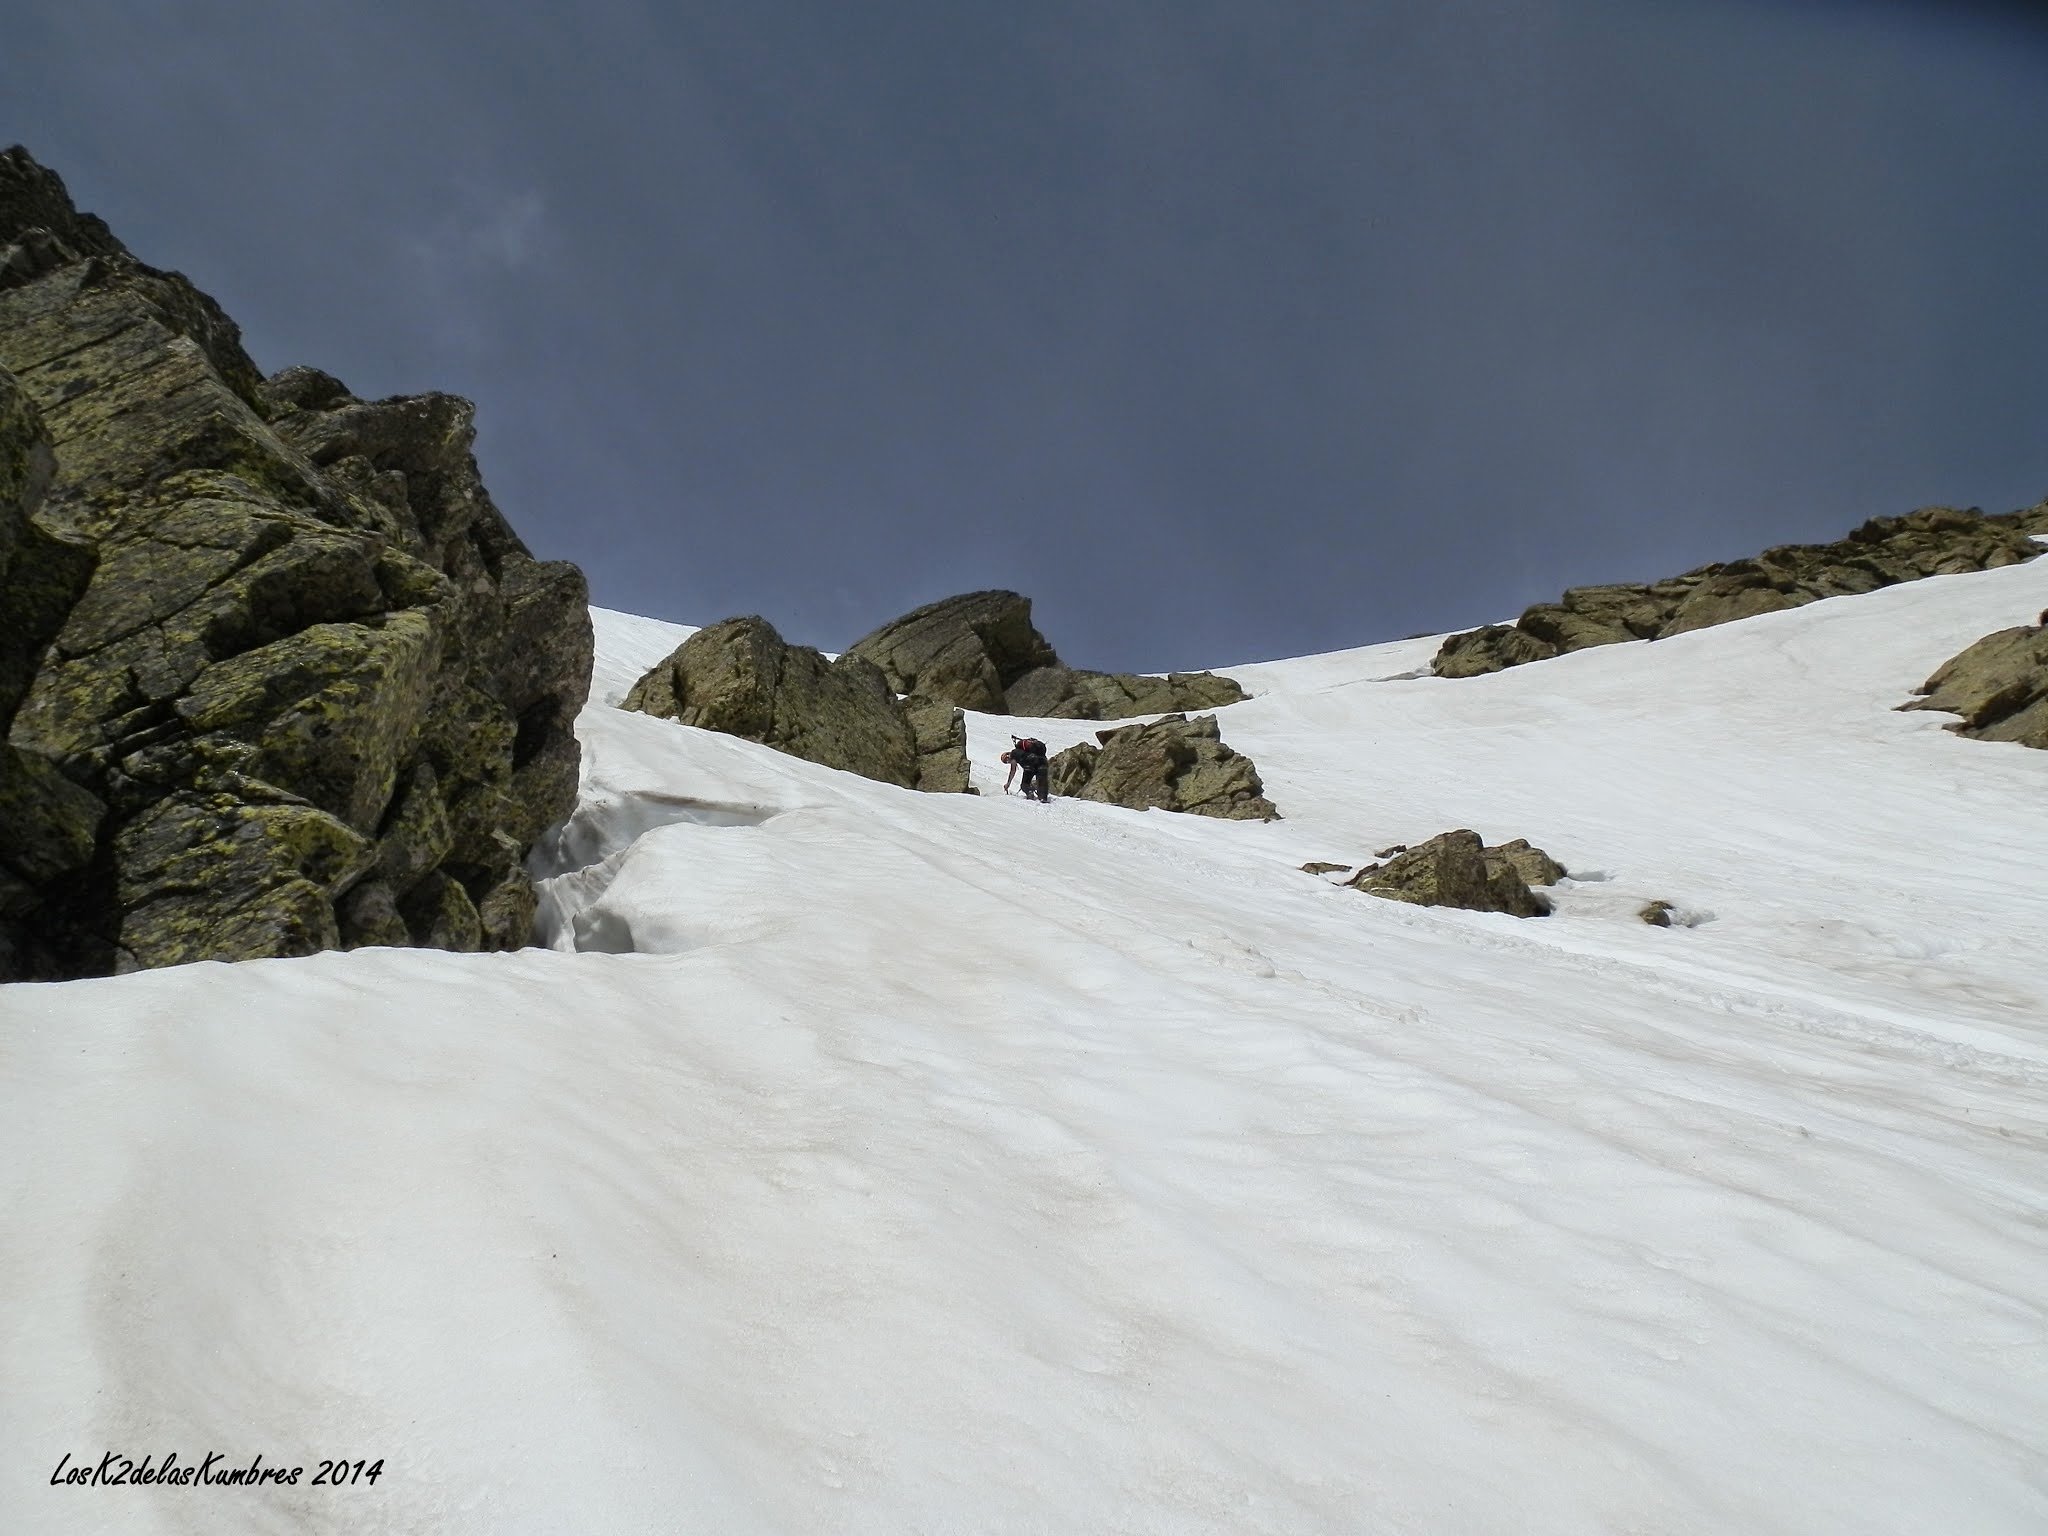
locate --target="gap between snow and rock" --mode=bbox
[528,788,785,952]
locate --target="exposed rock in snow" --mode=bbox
[902,693,974,794]
[0,147,591,978]
[623,615,921,789]
[1002,661,1247,720]
[1347,828,1556,917]
[1434,502,2048,678]
[1050,712,1279,819]
[850,588,1247,717]
[1902,615,2048,749]
[846,589,1058,712]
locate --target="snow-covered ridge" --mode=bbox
[4,563,2045,1534]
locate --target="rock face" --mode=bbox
[1049,714,1279,820]
[847,590,1059,712]
[1434,504,2048,678]
[623,616,921,787]
[0,368,100,973]
[849,589,1247,718]
[0,148,591,979]
[903,694,975,794]
[1901,618,2048,749]
[1346,830,1558,918]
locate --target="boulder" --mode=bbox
[1432,502,2048,677]
[846,590,1060,712]
[849,590,1249,718]
[1485,837,1567,887]
[622,615,920,788]
[1002,663,1247,720]
[0,147,591,979]
[1049,713,1279,820]
[1432,624,1559,679]
[1346,829,1555,918]
[1901,619,2048,750]
[1639,900,1675,927]
[903,694,974,794]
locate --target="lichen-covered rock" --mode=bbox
[0,364,103,972]
[849,589,1251,719]
[1432,503,2048,678]
[1901,618,2048,750]
[903,695,974,794]
[399,869,485,953]
[111,791,375,968]
[623,615,920,788]
[1658,563,1809,637]
[1002,664,1247,720]
[1433,623,1558,679]
[0,146,591,979]
[847,590,1059,712]
[1049,713,1279,820]
[1485,837,1566,888]
[0,366,94,721]
[1347,830,1554,918]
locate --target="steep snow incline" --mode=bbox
[4,563,2046,1535]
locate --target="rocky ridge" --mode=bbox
[622,592,1268,810]
[1434,505,2048,679]
[0,147,592,979]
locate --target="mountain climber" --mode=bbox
[1003,736,1051,802]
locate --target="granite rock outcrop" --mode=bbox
[847,590,1058,713]
[1346,830,1560,918]
[1434,504,2048,679]
[903,694,975,794]
[1049,714,1279,820]
[622,615,935,789]
[1001,663,1246,720]
[849,589,1247,718]
[1900,615,2048,750]
[0,147,591,979]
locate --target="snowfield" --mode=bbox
[5,561,2047,1535]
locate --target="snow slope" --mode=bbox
[4,562,2046,1535]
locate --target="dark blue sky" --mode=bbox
[6,1,2046,668]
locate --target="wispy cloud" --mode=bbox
[395,187,551,352]
[403,188,550,277]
